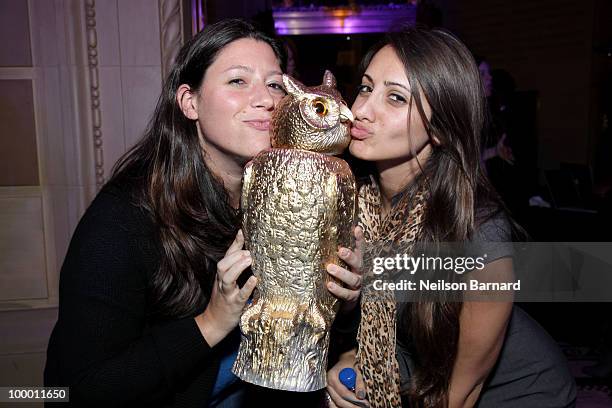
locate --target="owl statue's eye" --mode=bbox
[312,99,328,116]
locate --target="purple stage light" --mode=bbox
[273,4,417,36]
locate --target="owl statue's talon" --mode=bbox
[306,303,329,336]
[232,71,356,392]
[239,298,263,335]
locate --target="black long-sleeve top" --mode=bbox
[44,184,219,407]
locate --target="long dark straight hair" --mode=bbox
[109,19,286,319]
[356,27,507,407]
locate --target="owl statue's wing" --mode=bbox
[334,164,357,251]
[241,161,255,212]
[323,173,338,221]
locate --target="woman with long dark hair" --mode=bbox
[44,19,361,407]
[326,27,575,408]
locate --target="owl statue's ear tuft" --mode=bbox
[322,70,337,88]
[283,75,305,97]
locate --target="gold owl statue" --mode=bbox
[232,71,356,392]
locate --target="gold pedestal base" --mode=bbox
[232,295,333,392]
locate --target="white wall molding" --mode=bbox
[85,0,105,190]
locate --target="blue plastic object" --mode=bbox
[339,367,356,391]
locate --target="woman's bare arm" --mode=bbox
[448,257,515,408]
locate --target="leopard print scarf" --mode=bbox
[356,179,427,408]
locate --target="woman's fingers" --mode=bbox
[327,264,362,289]
[324,392,339,408]
[238,275,258,301]
[327,281,360,303]
[327,225,365,304]
[327,384,365,408]
[224,229,245,257]
[354,366,367,400]
[325,351,368,407]
[220,251,252,292]
[338,247,362,272]
[354,226,365,265]
[338,226,365,272]
[217,249,249,277]
[326,387,346,407]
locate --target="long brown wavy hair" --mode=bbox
[109,19,286,319]
[355,27,508,407]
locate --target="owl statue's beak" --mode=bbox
[340,104,354,124]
